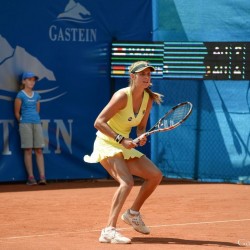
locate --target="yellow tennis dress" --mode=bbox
[84,87,149,163]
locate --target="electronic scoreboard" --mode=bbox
[111,42,250,80]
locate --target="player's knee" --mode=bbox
[158,171,163,183]
[152,169,163,184]
[120,178,134,191]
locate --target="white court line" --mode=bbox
[146,218,250,229]
[1,218,250,241]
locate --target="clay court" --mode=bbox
[0,178,249,250]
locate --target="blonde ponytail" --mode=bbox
[145,86,163,105]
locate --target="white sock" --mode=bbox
[129,209,139,215]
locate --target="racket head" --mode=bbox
[149,101,193,133]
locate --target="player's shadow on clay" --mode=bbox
[132,237,242,247]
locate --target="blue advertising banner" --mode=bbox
[151,0,250,183]
[0,0,153,182]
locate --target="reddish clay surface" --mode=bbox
[0,178,249,249]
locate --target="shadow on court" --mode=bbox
[132,237,242,248]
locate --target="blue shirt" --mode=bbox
[16,90,41,123]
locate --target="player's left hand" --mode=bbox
[138,134,147,146]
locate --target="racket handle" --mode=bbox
[133,133,148,144]
[133,137,141,144]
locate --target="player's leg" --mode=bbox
[121,155,162,234]
[98,153,133,244]
[127,155,162,211]
[100,153,134,228]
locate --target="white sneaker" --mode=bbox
[121,209,150,234]
[99,227,131,244]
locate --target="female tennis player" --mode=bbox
[84,61,163,244]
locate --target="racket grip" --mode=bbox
[133,133,147,144]
[133,137,140,144]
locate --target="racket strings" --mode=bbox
[162,104,190,128]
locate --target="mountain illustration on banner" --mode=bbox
[0,35,66,102]
[57,0,93,23]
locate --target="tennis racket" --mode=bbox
[134,101,193,144]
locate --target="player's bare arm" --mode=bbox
[135,98,153,146]
[94,89,127,139]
